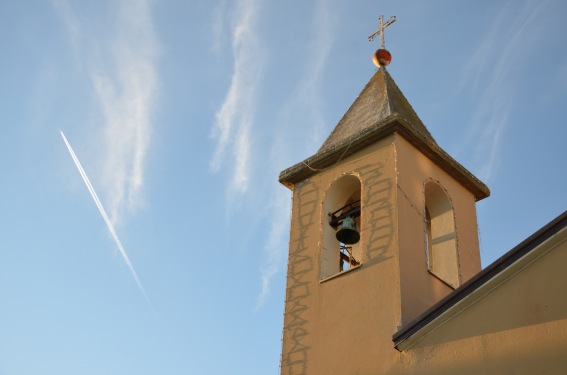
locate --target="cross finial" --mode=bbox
[368,15,396,49]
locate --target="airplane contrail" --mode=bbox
[60,130,151,305]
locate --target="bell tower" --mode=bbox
[278,18,489,375]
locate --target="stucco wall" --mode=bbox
[280,126,566,374]
[280,132,487,374]
[399,227,567,374]
[394,134,482,324]
[280,135,404,374]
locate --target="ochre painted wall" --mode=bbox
[280,135,404,374]
[280,128,565,374]
[280,132,486,374]
[395,134,482,324]
[400,227,567,374]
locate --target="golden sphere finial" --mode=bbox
[372,49,392,67]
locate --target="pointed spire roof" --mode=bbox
[318,67,435,153]
[279,67,489,201]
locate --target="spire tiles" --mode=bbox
[317,67,435,154]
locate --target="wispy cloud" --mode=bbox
[52,0,81,59]
[460,0,546,181]
[210,0,263,194]
[54,0,159,226]
[211,1,229,56]
[271,0,337,154]
[254,191,290,312]
[299,0,338,149]
[254,0,338,310]
[61,131,151,306]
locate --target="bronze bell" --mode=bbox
[336,217,360,245]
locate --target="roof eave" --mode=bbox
[279,114,490,201]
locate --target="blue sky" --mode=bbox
[1,0,566,373]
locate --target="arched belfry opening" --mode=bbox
[322,175,362,280]
[424,181,459,288]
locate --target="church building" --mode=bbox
[277,18,567,375]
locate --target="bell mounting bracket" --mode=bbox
[328,199,361,228]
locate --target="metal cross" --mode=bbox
[368,15,396,49]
